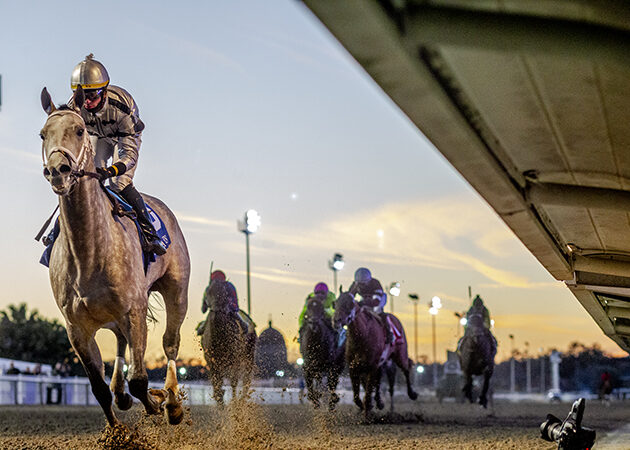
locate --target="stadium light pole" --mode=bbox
[429,296,442,389]
[389,282,400,313]
[328,253,344,293]
[408,293,419,362]
[237,209,261,315]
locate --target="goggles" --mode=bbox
[84,88,104,100]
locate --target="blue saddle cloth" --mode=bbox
[39,187,171,272]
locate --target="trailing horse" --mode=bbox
[39,87,190,426]
[201,280,256,405]
[457,312,497,408]
[333,291,417,419]
[299,296,345,410]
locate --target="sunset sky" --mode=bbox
[0,0,625,366]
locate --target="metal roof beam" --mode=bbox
[527,182,630,211]
[404,4,630,66]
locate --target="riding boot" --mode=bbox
[380,312,395,344]
[120,184,167,255]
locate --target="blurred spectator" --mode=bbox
[33,364,42,376]
[6,362,20,375]
[23,367,33,375]
[53,362,70,377]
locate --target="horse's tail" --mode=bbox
[147,291,164,324]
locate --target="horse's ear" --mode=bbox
[73,85,85,112]
[41,87,56,115]
[339,284,343,294]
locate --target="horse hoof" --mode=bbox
[376,399,385,410]
[354,399,363,410]
[408,390,418,401]
[166,403,184,425]
[165,389,184,425]
[115,392,134,411]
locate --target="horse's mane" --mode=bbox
[57,104,73,111]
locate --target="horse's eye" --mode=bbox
[77,128,84,137]
[39,133,45,140]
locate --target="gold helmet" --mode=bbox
[70,54,109,91]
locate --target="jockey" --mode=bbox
[200,270,251,335]
[348,267,394,344]
[69,54,166,256]
[465,295,492,330]
[298,282,336,330]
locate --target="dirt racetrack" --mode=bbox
[1,397,628,449]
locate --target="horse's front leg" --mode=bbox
[462,373,473,403]
[349,368,363,410]
[327,368,340,411]
[305,370,320,408]
[479,369,492,409]
[67,325,119,427]
[364,370,380,420]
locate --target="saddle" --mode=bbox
[39,186,170,273]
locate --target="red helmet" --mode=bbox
[314,282,329,294]
[211,270,226,281]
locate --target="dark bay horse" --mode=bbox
[458,313,497,408]
[40,87,189,426]
[201,280,256,405]
[299,296,345,410]
[333,291,417,419]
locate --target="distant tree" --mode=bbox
[0,303,74,365]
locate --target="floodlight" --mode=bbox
[389,282,400,297]
[179,367,187,376]
[416,365,424,374]
[296,358,304,366]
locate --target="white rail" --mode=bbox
[0,375,354,406]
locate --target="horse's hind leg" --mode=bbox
[385,362,396,412]
[109,325,133,411]
[374,367,385,410]
[67,325,118,426]
[126,307,163,417]
[391,351,418,400]
[158,281,188,424]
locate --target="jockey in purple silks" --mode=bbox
[348,267,394,344]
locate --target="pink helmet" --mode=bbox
[211,270,226,281]
[314,282,329,294]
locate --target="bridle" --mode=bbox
[337,294,358,326]
[41,109,97,184]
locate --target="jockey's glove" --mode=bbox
[96,162,127,180]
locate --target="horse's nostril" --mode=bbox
[43,168,50,177]
[59,165,71,174]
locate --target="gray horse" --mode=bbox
[40,86,190,427]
